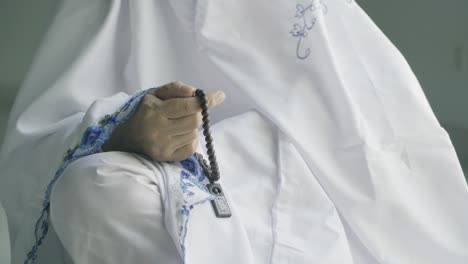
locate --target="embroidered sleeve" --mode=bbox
[25,89,151,263]
[25,88,219,264]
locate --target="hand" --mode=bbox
[102,81,225,161]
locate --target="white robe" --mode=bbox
[1,0,467,263]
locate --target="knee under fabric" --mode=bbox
[50,152,181,264]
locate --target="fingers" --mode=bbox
[151,81,195,100]
[171,131,198,149]
[138,81,223,162]
[167,113,202,135]
[161,91,225,118]
[141,93,163,109]
[171,140,199,161]
[156,127,198,161]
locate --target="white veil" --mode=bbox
[1,0,467,263]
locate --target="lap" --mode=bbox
[50,151,181,264]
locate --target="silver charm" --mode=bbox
[207,183,232,218]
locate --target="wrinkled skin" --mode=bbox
[103,81,225,161]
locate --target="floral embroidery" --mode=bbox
[290,0,328,60]
[180,158,198,176]
[174,155,216,262]
[80,126,105,148]
[290,0,354,60]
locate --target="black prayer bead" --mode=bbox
[209,155,217,163]
[194,88,222,184]
[207,148,215,156]
[211,172,220,180]
[205,135,213,143]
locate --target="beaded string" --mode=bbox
[194,89,220,184]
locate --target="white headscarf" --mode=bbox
[1,0,467,263]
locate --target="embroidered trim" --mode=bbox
[25,89,151,263]
[176,155,216,262]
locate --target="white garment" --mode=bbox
[1,0,467,263]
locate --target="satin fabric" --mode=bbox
[0,0,467,263]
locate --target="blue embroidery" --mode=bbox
[25,89,151,264]
[176,155,216,263]
[181,170,191,179]
[290,0,328,60]
[180,158,197,175]
[80,126,105,148]
[290,0,354,60]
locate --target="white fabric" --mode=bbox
[0,0,467,263]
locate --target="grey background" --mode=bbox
[0,0,467,178]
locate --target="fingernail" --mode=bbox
[216,91,226,102]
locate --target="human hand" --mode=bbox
[102,81,225,161]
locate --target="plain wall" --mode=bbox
[0,0,59,142]
[357,0,468,174]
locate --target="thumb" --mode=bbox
[151,81,195,100]
[205,90,226,109]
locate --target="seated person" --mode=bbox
[1,1,467,263]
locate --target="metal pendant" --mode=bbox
[207,183,232,218]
